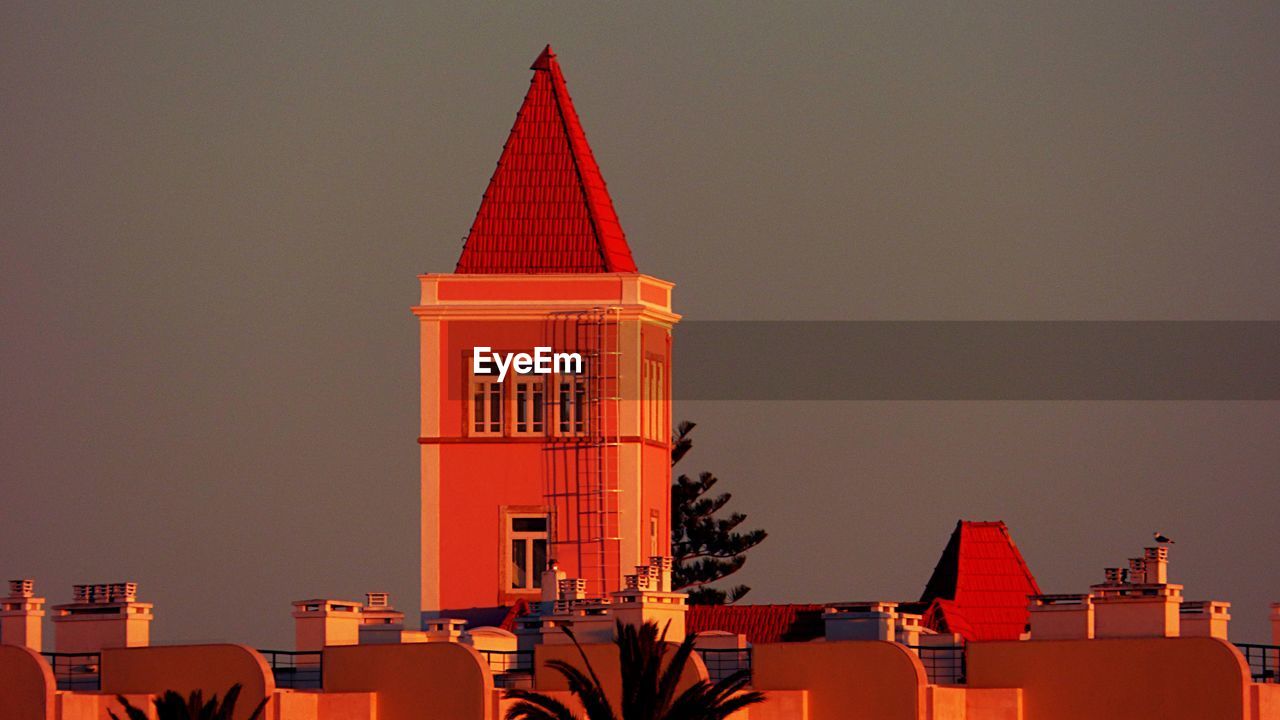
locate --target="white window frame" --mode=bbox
[470,374,504,437]
[511,377,545,436]
[505,510,550,592]
[556,373,587,436]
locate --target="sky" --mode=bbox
[2,2,1278,647]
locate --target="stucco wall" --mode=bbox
[0,644,55,720]
[533,640,709,712]
[1253,683,1280,720]
[323,641,494,720]
[967,637,1251,720]
[752,640,926,720]
[100,644,274,720]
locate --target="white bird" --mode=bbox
[1153,531,1175,544]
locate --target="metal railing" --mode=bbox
[908,644,966,685]
[1235,643,1279,683]
[257,649,323,689]
[695,648,752,684]
[41,652,101,691]
[480,649,534,689]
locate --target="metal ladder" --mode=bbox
[542,307,623,598]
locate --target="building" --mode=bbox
[414,45,678,621]
[2,46,1279,720]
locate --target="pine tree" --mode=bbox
[670,421,767,604]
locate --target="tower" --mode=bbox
[415,46,678,621]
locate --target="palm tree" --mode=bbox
[108,683,268,720]
[505,621,764,720]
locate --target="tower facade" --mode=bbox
[415,47,678,620]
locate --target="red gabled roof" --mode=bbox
[686,604,825,644]
[919,520,1041,641]
[455,45,638,275]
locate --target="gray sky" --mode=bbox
[2,2,1278,647]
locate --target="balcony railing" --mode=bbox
[257,649,323,689]
[480,649,534,689]
[1235,643,1279,684]
[908,644,966,685]
[695,648,752,684]
[40,652,101,691]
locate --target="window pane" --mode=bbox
[489,385,502,432]
[511,539,527,589]
[532,385,544,431]
[532,540,547,588]
[512,517,547,533]
[559,382,571,433]
[574,382,586,434]
[516,385,527,432]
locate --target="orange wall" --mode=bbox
[1253,683,1280,720]
[269,690,377,720]
[323,642,494,720]
[424,303,675,610]
[967,637,1252,720]
[751,641,926,720]
[533,641,708,711]
[99,644,274,720]
[0,644,55,720]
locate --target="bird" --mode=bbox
[1153,531,1175,544]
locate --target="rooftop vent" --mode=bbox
[8,579,34,598]
[72,583,137,604]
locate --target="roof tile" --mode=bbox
[455,45,638,275]
[919,520,1041,641]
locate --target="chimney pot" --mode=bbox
[52,582,151,653]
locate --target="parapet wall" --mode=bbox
[967,636,1252,720]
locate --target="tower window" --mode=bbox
[643,358,666,441]
[471,376,503,436]
[513,379,545,435]
[507,513,549,591]
[558,376,587,435]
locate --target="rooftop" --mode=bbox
[454,45,638,275]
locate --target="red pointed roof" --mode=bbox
[455,45,638,274]
[919,521,1041,641]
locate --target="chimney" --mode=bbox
[610,557,687,642]
[421,617,467,643]
[1,580,46,652]
[1179,601,1230,640]
[1090,546,1184,638]
[52,582,153,653]
[555,577,588,613]
[1143,547,1168,584]
[356,592,413,644]
[1028,594,1095,640]
[895,612,924,646]
[1128,558,1147,585]
[824,602,898,642]
[1270,603,1279,646]
[360,593,403,626]
[540,560,567,604]
[291,599,363,651]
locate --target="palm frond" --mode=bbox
[544,659,616,720]
[503,687,580,720]
[107,695,150,720]
[654,628,699,713]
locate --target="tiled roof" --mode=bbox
[686,604,825,644]
[455,45,638,275]
[919,520,1041,641]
